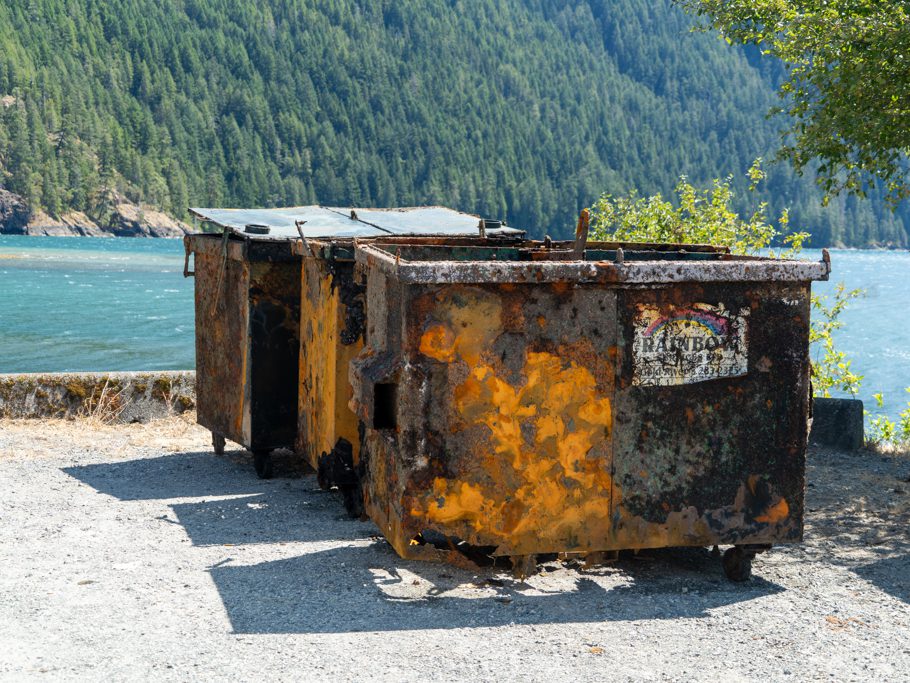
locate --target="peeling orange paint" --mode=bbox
[409,289,618,553]
[419,324,456,363]
[357,277,806,563]
[755,498,790,524]
[297,260,362,468]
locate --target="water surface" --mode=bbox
[1,237,907,420]
[810,248,910,421]
[0,236,193,372]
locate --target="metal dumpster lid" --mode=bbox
[188,206,523,240]
[355,242,832,284]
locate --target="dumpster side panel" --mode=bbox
[248,259,300,450]
[297,257,363,469]
[611,281,812,549]
[191,237,252,446]
[355,279,620,558]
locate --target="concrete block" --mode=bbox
[810,397,864,451]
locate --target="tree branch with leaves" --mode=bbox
[679,0,910,203]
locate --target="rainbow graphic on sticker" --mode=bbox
[632,303,750,387]
[642,308,729,339]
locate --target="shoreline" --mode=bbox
[1,231,186,239]
[3,232,907,249]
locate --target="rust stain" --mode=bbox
[755,498,790,524]
[419,325,456,363]
[411,289,617,554]
[297,258,362,468]
[237,331,248,438]
[403,283,799,554]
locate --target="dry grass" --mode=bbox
[79,379,127,424]
[0,411,211,461]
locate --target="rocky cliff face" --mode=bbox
[25,211,109,237]
[105,202,189,237]
[0,189,190,237]
[0,189,30,234]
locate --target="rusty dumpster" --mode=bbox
[349,241,830,580]
[291,209,523,510]
[186,205,520,479]
[185,207,372,477]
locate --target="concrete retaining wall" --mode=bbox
[0,373,868,451]
[0,371,195,422]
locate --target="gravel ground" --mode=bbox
[1,415,908,682]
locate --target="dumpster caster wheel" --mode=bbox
[511,555,537,580]
[341,484,365,519]
[722,546,753,582]
[212,433,225,456]
[253,450,273,480]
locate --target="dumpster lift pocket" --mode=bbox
[373,382,399,430]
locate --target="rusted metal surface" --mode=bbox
[349,242,827,566]
[609,281,812,551]
[189,206,523,241]
[296,242,366,510]
[294,236,529,515]
[355,243,830,285]
[185,234,300,451]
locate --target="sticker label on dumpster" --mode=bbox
[632,303,749,386]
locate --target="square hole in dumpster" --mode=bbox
[373,383,398,430]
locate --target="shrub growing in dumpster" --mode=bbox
[589,161,908,448]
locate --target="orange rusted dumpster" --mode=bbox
[349,240,830,580]
[291,209,523,512]
[186,206,521,480]
[185,207,386,477]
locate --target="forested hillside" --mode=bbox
[0,0,907,245]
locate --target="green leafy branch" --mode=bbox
[866,390,910,447]
[590,161,907,447]
[809,284,864,399]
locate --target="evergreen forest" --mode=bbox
[0,0,907,245]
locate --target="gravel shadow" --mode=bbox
[64,450,786,632]
[805,449,910,604]
[210,543,784,634]
[853,554,910,605]
[168,493,375,546]
[63,451,376,546]
[62,451,273,501]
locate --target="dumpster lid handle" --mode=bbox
[573,209,590,260]
[296,220,316,257]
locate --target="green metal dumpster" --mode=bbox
[185,206,520,479]
[349,240,830,579]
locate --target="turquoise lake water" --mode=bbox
[808,248,910,420]
[0,235,194,373]
[0,236,907,419]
